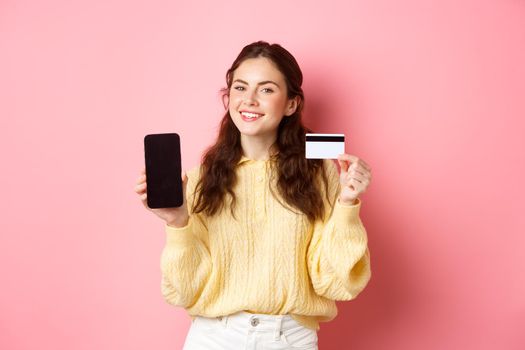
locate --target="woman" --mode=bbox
[134,41,372,350]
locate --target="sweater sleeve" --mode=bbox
[306,160,371,301]
[160,166,212,308]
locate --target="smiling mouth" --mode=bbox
[240,111,264,119]
[240,111,264,121]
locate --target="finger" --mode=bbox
[343,179,358,192]
[349,164,371,178]
[181,171,188,200]
[346,171,368,183]
[354,159,371,171]
[344,172,365,184]
[135,182,146,194]
[136,174,146,184]
[348,178,364,191]
[337,153,359,163]
[140,193,151,209]
[343,179,362,193]
[360,160,371,171]
[338,158,350,173]
[339,154,371,172]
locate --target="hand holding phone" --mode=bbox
[136,133,189,227]
[134,167,189,227]
[144,133,184,208]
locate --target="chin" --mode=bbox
[238,129,262,137]
[232,121,259,135]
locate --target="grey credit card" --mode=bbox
[305,133,345,159]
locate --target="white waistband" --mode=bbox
[194,311,299,332]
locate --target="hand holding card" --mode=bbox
[337,153,373,205]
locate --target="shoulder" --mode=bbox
[186,164,202,182]
[319,159,340,205]
[322,159,338,175]
[319,159,339,183]
[185,164,203,195]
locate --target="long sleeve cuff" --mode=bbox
[165,219,195,247]
[332,197,362,223]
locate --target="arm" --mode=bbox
[160,167,212,308]
[306,160,371,300]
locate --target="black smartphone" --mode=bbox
[144,133,183,208]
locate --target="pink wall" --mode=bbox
[1,0,524,349]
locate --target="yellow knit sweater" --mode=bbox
[160,156,371,331]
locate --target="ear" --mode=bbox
[285,96,300,116]
[222,94,230,110]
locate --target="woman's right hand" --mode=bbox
[134,168,190,228]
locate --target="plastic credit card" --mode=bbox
[305,133,345,159]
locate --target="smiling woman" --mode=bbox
[136,40,373,350]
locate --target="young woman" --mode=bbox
[134,41,372,350]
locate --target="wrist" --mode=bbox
[166,217,189,228]
[338,197,357,206]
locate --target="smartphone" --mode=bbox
[144,133,183,208]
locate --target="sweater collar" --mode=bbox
[237,155,276,165]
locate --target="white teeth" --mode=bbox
[241,112,262,118]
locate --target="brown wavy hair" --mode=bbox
[192,41,331,223]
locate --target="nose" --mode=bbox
[243,89,259,106]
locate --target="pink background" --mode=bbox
[1,0,524,349]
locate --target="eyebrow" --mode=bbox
[233,79,280,88]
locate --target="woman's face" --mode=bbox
[228,57,297,142]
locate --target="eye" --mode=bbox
[261,87,274,93]
[233,85,245,91]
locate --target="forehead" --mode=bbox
[232,57,285,83]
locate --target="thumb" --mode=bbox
[178,171,189,209]
[181,171,188,197]
[337,156,350,174]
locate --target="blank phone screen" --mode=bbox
[144,133,183,208]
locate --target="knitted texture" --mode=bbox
[160,156,371,331]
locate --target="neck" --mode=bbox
[240,133,277,161]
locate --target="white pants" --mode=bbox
[182,311,319,350]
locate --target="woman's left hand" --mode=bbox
[337,154,372,205]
